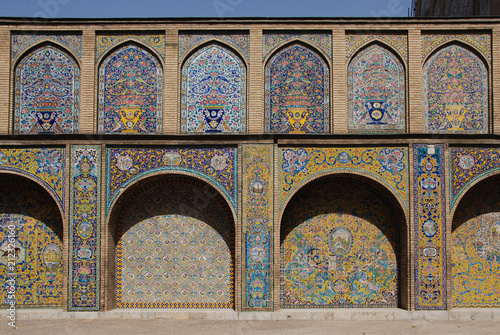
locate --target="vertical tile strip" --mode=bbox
[242,144,273,311]
[69,146,101,310]
[414,144,446,310]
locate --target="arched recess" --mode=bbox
[106,174,236,310]
[98,42,163,134]
[181,42,247,134]
[423,42,489,134]
[0,174,64,308]
[451,174,500,308]
[347,42,406,133]
[14,42,80,134]
[265,42,330,134]
[279,174,408,309]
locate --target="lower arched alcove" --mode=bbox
[0,174,63,308]
[452,175,500,308]
[280,175,406,309]
[110,175,235,309]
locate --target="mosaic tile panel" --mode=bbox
[265,44,329,134]
[421,34,491,61]
[116,177,234,308]
[179,33,249,61]
[98,44,162,134]
[242,145,273,311]
[181,44,246,134]
[348,44,405,133]
[281,179,398,308]
[69,146,100,310]
[452,212,500,307]
[96,34,165,61]
[106,147,237,214]
[346,34,407,60]
[0,178,63,308]
[279,147,408,209]
[12,33,82,61]
[414,144,446,310]
[0,148,64,210]
[15,46,80,134]
[264,33,332,60]
[424,44,488,134]
[450,147,500,210]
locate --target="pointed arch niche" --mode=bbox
[0,174,64,308]
[14,44,80,134]
[279,175,408,309]
[265,42,329,134]
[98,43,163,134]
[181,43,247,134]
[347,43,406,133]
[451,174,500,308]
[107,174,236,309]
[423,43,489,134]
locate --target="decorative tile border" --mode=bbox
[346,34,407,60]
[242,144,273,311]
[12,33,82,61]
[69,146,101,310]
[106,147,237,214]
[450,147,500,210]
[421,33,491,61]
[0,148,64,210]
[263,33,332,60]
[279,147,408,210]
[179,33,249,61]
[414,144,446,310]
[96,34,165,61]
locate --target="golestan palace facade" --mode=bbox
[0,16,499,317]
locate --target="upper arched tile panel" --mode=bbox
[346,34,407,61]
[179,32,249,62]
[12,32,82,62]
[14,44,80,134]
[95,33,165,62]
[98,43,163,134]
[423,44,488,134]
[181,43,246,134]
[348,43,406,133]
[265,43,329,134]
[263,32,332,60]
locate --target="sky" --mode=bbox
[0,0,414,19]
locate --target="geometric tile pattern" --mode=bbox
[281,179,398,308]
[264,33,332,60]
[116,177,234,308]
[0,178,63,308]
[423,44,488,134]
[96,34,165,61]
[0,148,65,210]
[98,44,162,134]
[346,34,407,60]
[15,45,80,134]
[348,44,405,133]
[414,144,446,310]
[452,212,500,307]
[181,44,246,134]
[279,147,408,210]
[421,33,491,61]
[69,146,101,310]
[265,44,329,134]
[450,147,500,210]
[242,144,273,311]
[179,33,249,61]
[106,147,237,214]
[12,33,82,61]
